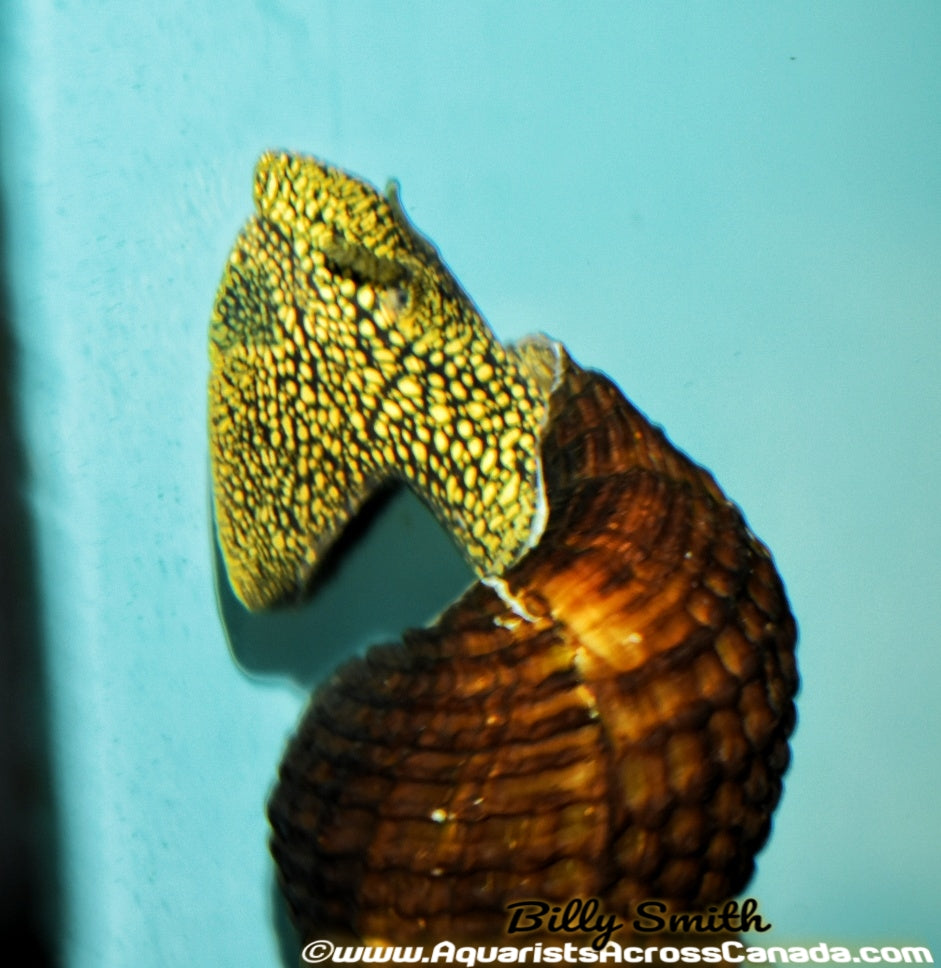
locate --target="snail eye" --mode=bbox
[320,237,419,329]
[379,285,411,315]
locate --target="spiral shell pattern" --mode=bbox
[209,152,798,948]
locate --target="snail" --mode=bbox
[208,152,798,948]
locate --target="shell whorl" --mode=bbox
[208,153,798,947]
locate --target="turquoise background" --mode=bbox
[1,2,939,965]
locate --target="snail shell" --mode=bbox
[209,153,798,947]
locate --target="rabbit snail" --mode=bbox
[208,152,798,948]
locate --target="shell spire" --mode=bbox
[208,152,799,951]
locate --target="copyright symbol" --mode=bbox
[301,939,335,963]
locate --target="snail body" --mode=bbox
[209,153,798,947]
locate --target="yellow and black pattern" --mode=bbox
[209,152,554,610]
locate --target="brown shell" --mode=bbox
[267,358,798,944]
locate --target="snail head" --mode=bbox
[209,152,560,610]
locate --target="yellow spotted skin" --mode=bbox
[209,152,557,610]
